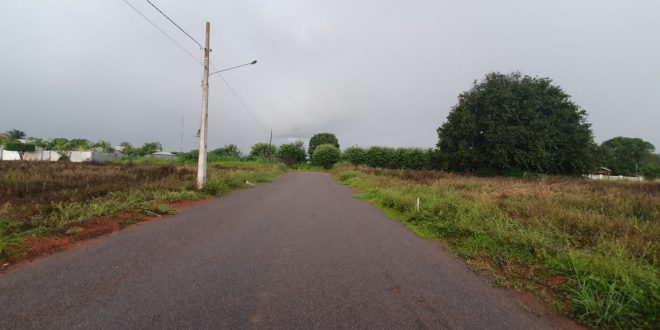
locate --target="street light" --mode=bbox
[197,54,258,190]
[209,60,258,77]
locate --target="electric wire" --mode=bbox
[121,0,203,66]
[144,0,203,49]
[216,74,267,131]
[121,0,265,132]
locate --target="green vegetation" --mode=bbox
[276,141,307,167]
[311,144,341,169]
[436,72,597,176]
[4,141,35,160]
[598,137,660,178]
[308,133,339,158]
[249,142,277,160]
[344,146,432,170]
[0,161,285,261]
[332,166,659,328]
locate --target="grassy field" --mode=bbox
[0,160,286,262]
[332,165,659,329]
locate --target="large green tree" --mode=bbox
[308,133,339,158]
[277,141,306,167]
[599,137,655,176]
[436,72,596,175]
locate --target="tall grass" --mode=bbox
[333,166,659,329]
[0,161,285,261]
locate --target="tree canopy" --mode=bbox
[308,133,339,158]
[436,72,596,175]
[249,143,276,160]
[210,144,242,159]
[599,137,656,176]
[312,144,341,169]
[277,141,306,167]
[4,140,35,160]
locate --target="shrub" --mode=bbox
[209,144,242,160]
[276,141,306,167]
[364,146,431,170]
[312,144,341,169]
[343,146,367,167]
[249,143,276,160]
[308,133,339,158]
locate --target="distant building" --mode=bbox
[594,167,612,176]
[151,151,176,160]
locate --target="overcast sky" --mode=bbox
[1,0,659,153]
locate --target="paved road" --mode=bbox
[1,173,574,329]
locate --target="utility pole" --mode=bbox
[196,22,210,190]
[269,129,273,160]
[180,113,184,153]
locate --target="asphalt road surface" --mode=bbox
[0,172,575,329]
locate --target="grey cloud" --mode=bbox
[1,0,659,153]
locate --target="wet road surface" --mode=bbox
[0,172,575,329]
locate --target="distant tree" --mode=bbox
[0,133,10,145]
[277,141,306,167]
[68,139,93,151]
[26,137,48,149]
[436,72,596,175]
[5,141,35,160]
[136,142,162,156]
[249,143,276,160]
[48,138,72,160]
[119,141,134,154]
[308,133,339,158]
[6,129,26,141]
[343,146,367,167]
[210,144,242,159]
[93,140,114,153]
[640,153,660,179]
[599,137,655,176]
[312,144,341,169]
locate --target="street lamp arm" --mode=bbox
[209,60,257,76]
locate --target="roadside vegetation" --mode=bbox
[332,165,659,328]
[0,161,285,262]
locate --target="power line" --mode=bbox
[144,0,203,49]
[121,0,202,66]
[216,74,267,131]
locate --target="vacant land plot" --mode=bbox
[333,166,659,329]
[0,161,285,262]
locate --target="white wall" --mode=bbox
[0,149,121,162]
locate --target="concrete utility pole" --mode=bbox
[196,22,211,190]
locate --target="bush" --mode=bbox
[308,133,339,158]
[249,143,276,160]
[209,144,242,160]
[343,146,367,167]
[312,144,341,169]
[276,141,306,167]
[364,146,431,170]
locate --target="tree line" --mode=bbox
[0,130,163,161]
[4,71,658,177]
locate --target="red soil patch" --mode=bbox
[547,275,568,286]
[3,196,214,269]
[25,236,69,256]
